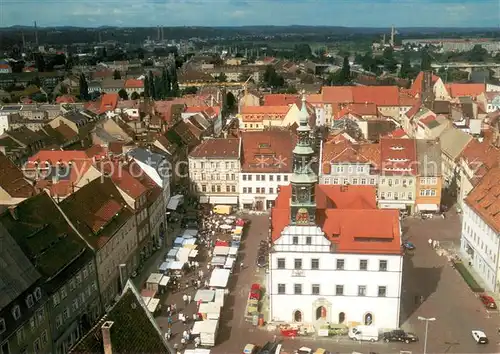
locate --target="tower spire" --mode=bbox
[290,91,317,225]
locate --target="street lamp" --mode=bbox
[418,316,436,354]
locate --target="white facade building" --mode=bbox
[269,225,403,328]
[239,172,291,210]
[460,167,500,294]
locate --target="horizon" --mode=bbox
[1,0,499,28]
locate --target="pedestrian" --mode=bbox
[193,312,198,321]
[194,336,200,348]
[198,269,204,279]
[172,303,177,313]
[173,343,178,350]
[178,312,184,323]
[182,315,187,325]
[180,337,186,348]
[204,280,209,288]
[195,261,199,268]
[188,294,192,303]
[183,294,188,305]
[197,279,201,288]
[167,316,173,328]
[206,263,210,271]
[428,238,432,247]
[273,334,277,342]
[182,330,188,340]
[432,240,437,249]
[240,261,244,269]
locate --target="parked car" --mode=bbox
[479,294,497,309]
[243,343,258,354]
[471,330,488,344]
[382,330,418,343]
[403,241,415,250]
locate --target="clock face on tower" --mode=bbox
[297,187,309,202]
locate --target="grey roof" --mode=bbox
[127,148,166,168]
[416,139,442,176]
[0,223,40,310]
[439,127,473,160]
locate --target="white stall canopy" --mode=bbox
[209,268,231,288]
[147,298,160,313]
[213,246,229,256]
[159,276,170,286]
[189,249,199,258]
[146,273,163,291]
[194,289,215,303]
[176,247,191,263]
[159,262,169,272]
[167,194,184,210]
[214,289,225,307]
[167,248,179,259]
[142,296,152,305]
[198,302,221,320]
[183,238,197,246]
[224,258,235,269]
[210,256,226,267]
[228,247,238,257]
[184,229,199,237]
[184,349,211,354]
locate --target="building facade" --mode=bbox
[239,131,294,210]
[415,139,443,212]
[188,138,241,205]
[268,96,403,329]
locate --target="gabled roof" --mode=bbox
[0,152,36,199]
[100,160,147,200]
[460,131,500,184]
[321,141,380,174]
[439,127,473,161]
[263,94,298,106]
[71,280,172,354]
[240,105,290,115]
[380,138,417,176]
[100,93,119,113]
[189,138,240,159]
[59,178,133,249]
[410,71,440,96]
[445,83,485,98]
[241,131,295,173]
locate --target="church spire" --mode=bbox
[290,91,317,225]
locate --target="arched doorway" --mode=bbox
[364,312,373,325]
[315,306,327,320]
[338,312,345,324]
[293,310,302,322]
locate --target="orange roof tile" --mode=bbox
[322,86,353,103]
[445,83,485,98]
[100,160,147,200]
[306,94,323,104]
[321,140,380,174]
[380,138,417,176]
[410,71,440,96]
[100,93,119,113]
[460,132,500,184]
[240,105,290,115]
[465,167,500,233]
[352,86,399,106]
[124,79,144,89]
[56,95,77,104]
[263,94,298,106]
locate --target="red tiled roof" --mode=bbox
[56,95,77,104]
[100,93,119,113]
[0,152,36,198]
[410,71,440,96]
[380,138,417,176]
[263,94,298,106]
[100,160,147,199]
[460,132,500,184]
[321,140,381,174]
[322,86,353,103]
[465,167,500,233]
[240,105,290,115]
[384,128,408,139]
[445,83,485,98]
[405,103,422,118]
[270,184,400,255]
[189,138,240,159]
[335,103,378,119]
[241,131,296,173]
[124,79,144,89]
[92,200,122,232]
[352,86,399,106]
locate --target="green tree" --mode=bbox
[118,89,128,100]
[154,76,162,100]
[225,92,236,112]
[113,70,121,80]
[340,56,351,84]
[420,49,432,71]
[262,65,284,88]
[382,47,398,73]
[79,73,88,100]
[130,92,140,100]
[354,53,364,65]
[148,71,155,99]
[400,51,412,78]
[144,76,150,98]
[170,66,179,97]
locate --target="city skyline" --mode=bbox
[0,0,498,28]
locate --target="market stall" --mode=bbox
[182,238,197,247]
[146,273,163,292]
[147,297,161,314]
[209,268,231,288]
[213,289,225,307]
[174,237,185,247]
[210,255,226,268]
[194,289,215,303]
[213,246,229,256]
[158,262,169,273]
[192,319,219,347]
[198,302,221,320]
[228,247,238,258]
[224,257,235,270]
[183,229,198,238]
[176,247,191,264]
[189,249,199,259]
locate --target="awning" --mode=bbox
[379,203,406,209]
[199,196,209,203]
[209,196,238,205]
[241,199,254,204]
[167,198,180,210]
[417,204,440,211]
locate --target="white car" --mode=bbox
[471,330,489,344]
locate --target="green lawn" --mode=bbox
[453,261,484,293]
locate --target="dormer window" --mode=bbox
[12,305,21,320]
[34,287,41,301]
[390,146,404,151]
[26,295,34,308]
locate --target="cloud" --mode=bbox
[0,0,497,27]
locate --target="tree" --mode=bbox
[79,73,88,100]
[217,72,227,82]
[130,92,140,100]
[148,71,155,99]
[420,49,432,71]
[182,86,198,95]
[170,66,179,97]
[382,47,398,73]
[262,65,284,88]
[161,68,171,98]
[225,92,236,112]
[35,54,45,72]
[144,76,150,98]
[400,51,412,78]
[354,53,364,65]
[340,56,351,84]
[113,70,121,80]
[118,89,128,100]
[154,76,162,100]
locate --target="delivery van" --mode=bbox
[348,325,379,342]
[213,205,232,215]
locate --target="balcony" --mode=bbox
[291,269,305,277]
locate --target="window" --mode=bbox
[248,175,252,181]
[34,287,41,301]
[248,187,252,193]
[26,295,34,308]
[379,260,388,271]
[353,178,358,185]
[216,185,221,192]
[358,285,367,296]
[1,342,10,354]
[359,259,368,270]
[370,178,375,184]
[83,267,89,279]
[277,175,281,182]
[72,298,79,311]
[69,279,75,291]
[92,281,98,292]
[294,284,302,295]
[294,259,302,270]
[311,258,319,270]
[284,175,288,182]
[269,188,274,194]
[292,236,299,245]
[269,175,274,181]
[306,236,312,245]
[80,293,85,304]
[256,175,260,181]
[277,258,285,269]
[226,185,230,192]
[211,185,216,192]
[378,286,387,297]
[361,178,366,184]
[53,293,60,306]
[0,318,6,334]
[12,305,21,320]
[201,185,206,192]
[16,328,25,345]
[30,317,36,332]
[312,284,320,295]
[336,259,345,270]
[36,308,44,323]
[41,330,48,345]
[335,285,344,296]
[278,284,286,294]
[63,307,70,320]
[243,187,247,193]
[56,314,63,328]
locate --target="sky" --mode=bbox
[0,0,499,28]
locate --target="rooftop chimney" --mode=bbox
[101,321,114,354]
[8,206,19,220]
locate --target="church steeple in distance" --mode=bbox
[290,92,318,225]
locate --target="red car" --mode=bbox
[479,294,497,309]
[249,283,261,300]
